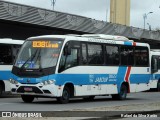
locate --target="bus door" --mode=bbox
[58,41,80,74]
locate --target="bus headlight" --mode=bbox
[40,80,55,86]
[9,79,18,84]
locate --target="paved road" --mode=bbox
[0,92,159,111]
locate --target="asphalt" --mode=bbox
[0,92,159,120]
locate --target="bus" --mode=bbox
[10,34,151,103]
[0,38,23,96]
[150,50,160,91]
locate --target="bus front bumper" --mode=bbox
[10,82,62,97]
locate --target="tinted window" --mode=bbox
[105,45,119,65]
[12,45,21,61]
[135,47,149,66]
[158,56,160,69]
[120,46,134,66]
[0,44,12,65]
[81,44,87,64]
[88,44,103,65]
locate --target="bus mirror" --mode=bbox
[64,46,71,56]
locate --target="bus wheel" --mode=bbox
[21,95,34,103]
[157,81,160,92]
[112,84,127,100]
[57,87,70,104]
[83,96,95,101]
[0,84,3,96]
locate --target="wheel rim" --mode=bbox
[120,86,127,98]
[62,89,69,100]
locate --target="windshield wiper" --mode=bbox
[20,49,38,70]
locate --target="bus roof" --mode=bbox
[0,38,24,45]
[28,34,149,47]
[28,34,130,41]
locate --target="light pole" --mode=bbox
[143,12,153,29]
[51,0,56,10]
[147,23,151,31]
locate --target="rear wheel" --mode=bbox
[21,95,34,103]
[157,81,160,92]
[57,87,70,104]
[112,84,127,100]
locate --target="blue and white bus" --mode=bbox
[10,34,151,103]
[150,50,160,91]
[0,38,23,96]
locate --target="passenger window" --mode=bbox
[105,45,119,65]
[158,56,160,69]
[0,44,12,65]
[81,44,87,64]
[151,56,158,73]
[120,46,134,66]
[88,44,103,65]
[135,47,149,66]
[12,45,21,61]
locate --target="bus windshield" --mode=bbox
[14,39,63,70]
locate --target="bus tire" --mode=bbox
[21,95,34,103]
[112,84,127,100]
[83,96,95,101]
[157,81,160,92]
[57,87,70,104]
[0,84,3,96]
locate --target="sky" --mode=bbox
[3,0,160,30]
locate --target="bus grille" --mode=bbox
[17,86,43,94]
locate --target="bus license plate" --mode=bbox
[24,87,33,92]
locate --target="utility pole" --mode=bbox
[143,12,153,29]
[51,0,56,10]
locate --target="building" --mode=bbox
[110,0,130,26]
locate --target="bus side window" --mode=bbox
[151,56,158,73]
[81,43,87,64]
[0,44,12,65]
[158,56,160,69]
[12,45,21,61]
[88,44,103,65]
[105,45,119,65]
[135,47,149,66]
[120,46,134,66]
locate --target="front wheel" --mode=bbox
[157,81,160,92]
[112,84,127,100]
[57,87,70,104]
[21,95,34,103]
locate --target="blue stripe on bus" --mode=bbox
[13,73,150,85]
[0,71,12,80]
[124,41,132,46]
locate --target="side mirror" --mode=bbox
[64,44,71,56]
